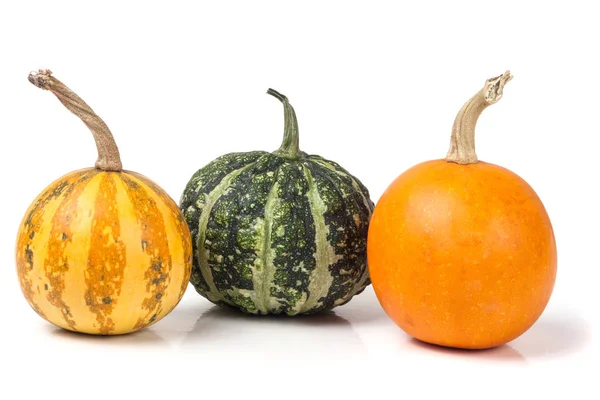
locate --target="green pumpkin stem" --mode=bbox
[28,69,123,172]
[268,88,301,160]
[446,71,513,165]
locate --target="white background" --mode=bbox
[0,1,597,398]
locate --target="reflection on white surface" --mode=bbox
[180,306,367,356]
[51,324,169,347]
[37,286,593,364]
[153,286,381,357]
[510,309,591,358]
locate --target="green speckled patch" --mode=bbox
[304,159,374,308]
[268,162,317,314]
[309,156,374,218]
[180,152,267,296]
[204,155,287,311]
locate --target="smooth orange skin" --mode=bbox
[368,160,557,349]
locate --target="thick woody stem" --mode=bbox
[28,69,123,171]
[446,71,513,165]
[267,88,301,160]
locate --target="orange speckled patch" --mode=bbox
[43,171,98,330]
[16,172,85,318]
[128,171,192,300]
[85,173,127,334]
[120,174,171,330]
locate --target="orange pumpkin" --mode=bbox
[367,72,557,349]
[16,70,192,335]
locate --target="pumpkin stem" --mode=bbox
[267,88,301,160]
[446,71,513,165]
[28,69,123,172]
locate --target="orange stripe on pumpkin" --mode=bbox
[108,174,151,333]
[84,172,127,334]
[58,171,105,332]
[41,169,99,330]
[16,169,94,320]
[128,171,192,302]
[120,173,172,330]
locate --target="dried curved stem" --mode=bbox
[446,71,513,165]
[28,69,122,171]
[267,88,301,160]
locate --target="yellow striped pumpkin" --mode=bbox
[16,70,192,335]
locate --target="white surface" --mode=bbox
[0,1,597,399]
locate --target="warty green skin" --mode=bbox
[180,150,374,315]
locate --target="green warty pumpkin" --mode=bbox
[180,89,374,315]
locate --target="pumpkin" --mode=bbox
[16,70,192,335]
[180,89,374,315]
[367,72,557,349]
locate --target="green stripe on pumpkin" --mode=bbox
[309,157,374,219]
[297,165,337,313]
[181,152,264,298]
[255,176,280,313]
[302,160,372,309]
[205,154,286,312]
[268,162,317,314]
[192,158,265,304]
